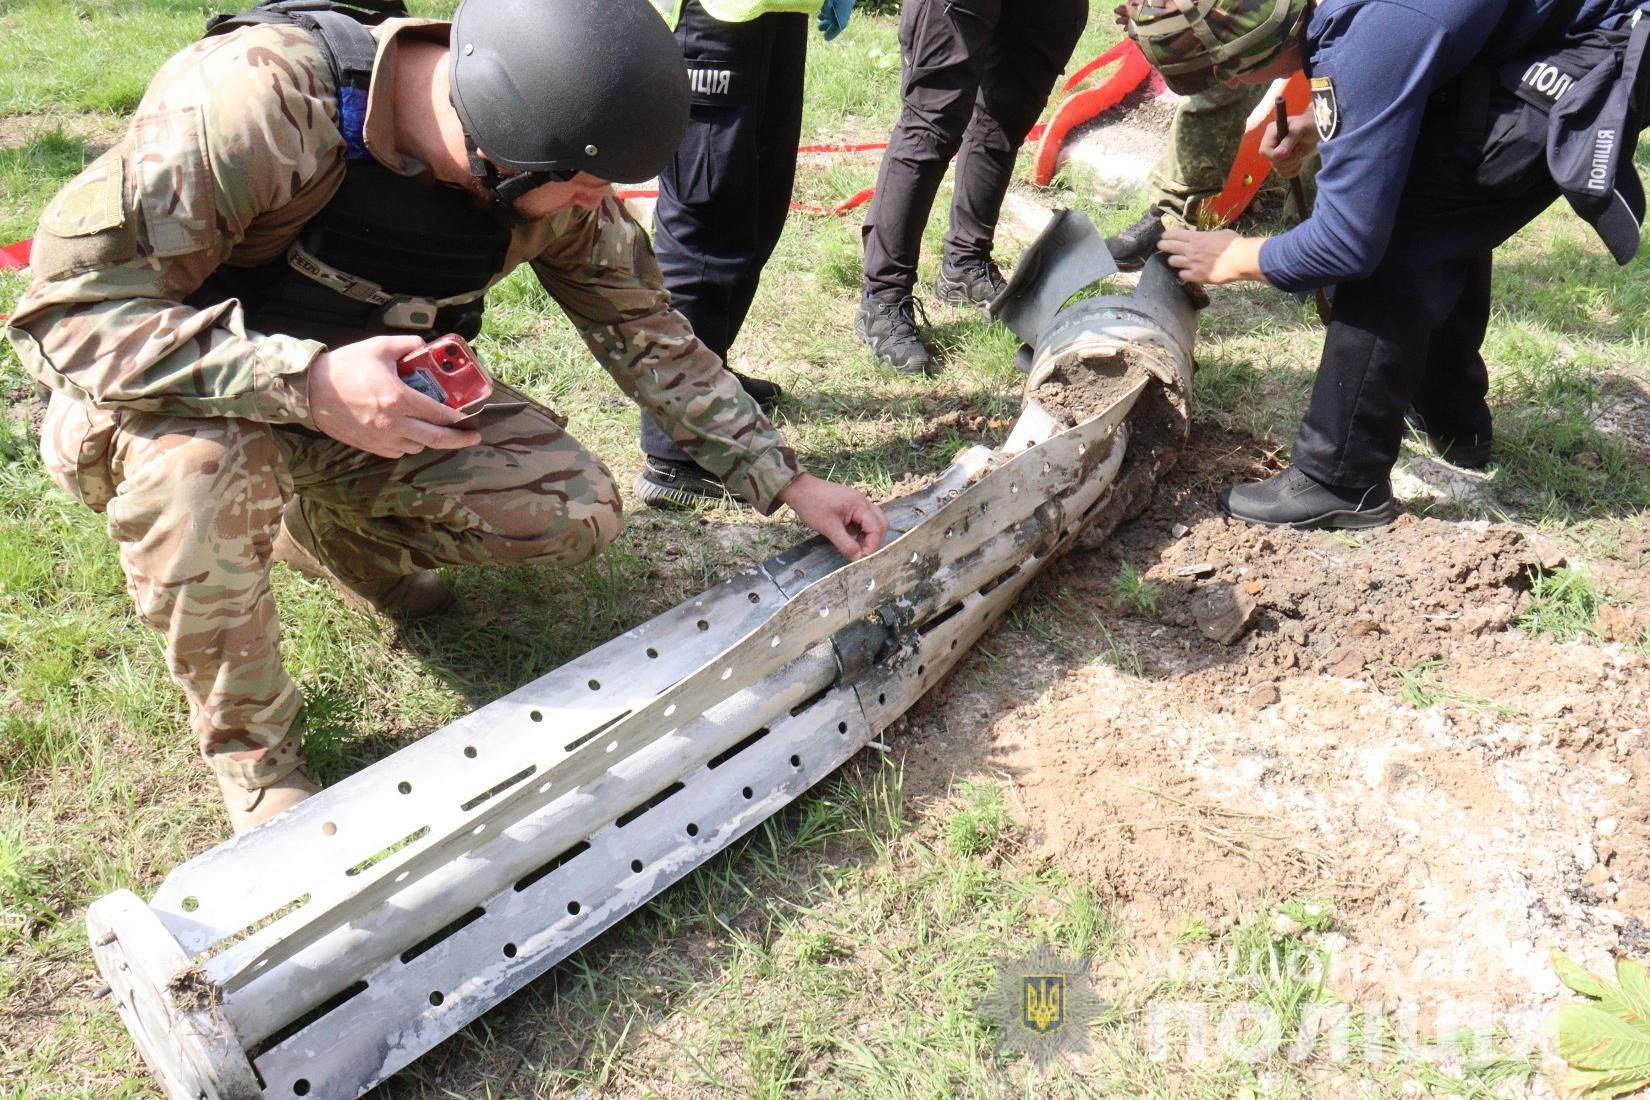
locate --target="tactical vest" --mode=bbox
[187,2,511,346]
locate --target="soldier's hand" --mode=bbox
[777,473,889,561]
[1261,110,1318,180]
[309,336,483,459]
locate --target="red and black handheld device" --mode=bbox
[395,334,494,416]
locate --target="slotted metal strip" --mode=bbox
[150,567,784,959]
[216,384,1145,992]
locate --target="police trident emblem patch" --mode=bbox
[1310,75,1340,141]
[981,942,1107,1072]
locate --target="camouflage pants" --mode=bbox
[1146,84,1270,226]
[41,385,622,788]
[1147,83,1322,229]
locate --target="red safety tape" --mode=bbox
[1200,71,1311,226]
[1031,39,1153,187]
[0,238,30,270]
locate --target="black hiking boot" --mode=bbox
[635,456,746,510]
[934,257,1007,312]
[1105,204,1167,272]
[853,292,934,376]
[1404,410,1492,469]
[1217,465,1399,530]
[733,371,781,413]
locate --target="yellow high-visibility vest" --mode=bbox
[648,0,819,30]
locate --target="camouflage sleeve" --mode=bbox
[2,25,345,425]
[525,195,802,516]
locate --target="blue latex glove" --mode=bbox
[818,0,853,40]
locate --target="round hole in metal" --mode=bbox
[696,619,710,631]
[463,746,477,759]
[181,896,199,912]
[646,647,659,659]
[429,991,444,1007]
[503,943,517,958]
[587,679,600,691]
[398,781,412,794]
[685,823,699,837]
[567,900,581,915]
[789,754,801,768]
[742,786,753,799]
[631,859,644,873]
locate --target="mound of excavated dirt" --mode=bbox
[896,423,1649,1053]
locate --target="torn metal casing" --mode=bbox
[86,212,1196,1100]
[990,208,1119,349]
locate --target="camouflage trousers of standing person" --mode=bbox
[1146,83,1317,228]
[39,382,623,790]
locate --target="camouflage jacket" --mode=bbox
[3,18,801,513]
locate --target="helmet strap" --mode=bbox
[462,129,563,226]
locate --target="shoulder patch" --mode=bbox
[1310,76,1340,141]
[41,154,125,238]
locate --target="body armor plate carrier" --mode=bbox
[188,1,512,346]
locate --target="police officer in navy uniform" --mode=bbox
[635,0,855,507]
[1124,0,1648,529]
[852,0,1091,376]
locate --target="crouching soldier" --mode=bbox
[3,0,888,833]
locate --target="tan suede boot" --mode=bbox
[272,498,454,619]
[217,767,321,835]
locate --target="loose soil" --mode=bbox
[896,421,1650,1056]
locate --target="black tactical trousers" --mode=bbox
[1293,113,1561,488]
[642,1,808,464]
[860,0,1088,299]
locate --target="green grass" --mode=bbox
[1111,560,1164,618]
[0,2,1646,1095]
[1517,564,1610,642]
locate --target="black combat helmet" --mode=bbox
[449,0,690,195]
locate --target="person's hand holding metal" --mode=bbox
[777,472,889,561]
[1260,109,1319,179]
[1157,227,1269,286]
[309,335,482,459]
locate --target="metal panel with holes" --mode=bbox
[86,241,1199,1100]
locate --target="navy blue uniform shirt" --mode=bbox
[1259,0,1642,291]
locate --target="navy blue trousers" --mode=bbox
[640,1,807,464]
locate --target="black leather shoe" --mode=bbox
[1218,465,1399,529]
[1105,204,1166,272]
[1404,410,1492,469]
[934,257,1007,311]
[734,371,781,413]
[635,457,745,510]
[853,292,934,375]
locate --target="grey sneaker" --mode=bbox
[934,257,1007,311]
[1217,465,1399,530]
[1105,204,1166,272]
[635,457,746,510]
[853,292,934,376]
